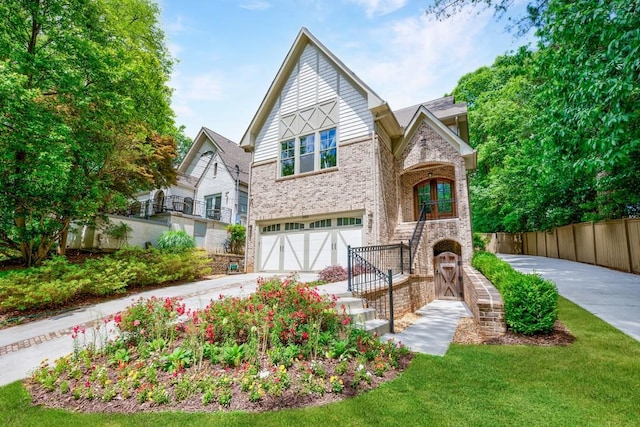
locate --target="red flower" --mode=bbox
[302,332,309,340]
[343,317,351,325]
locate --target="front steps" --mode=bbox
[335,295,390,336]
[391,221,417,243]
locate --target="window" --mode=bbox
[238,191,248,214]
[279,127,337,177]
[299,134,315,173]
[205,194,222,220]
[309,219,331,229]
[285,222,304,231]
[337,217,362,227]
[320,128,337,169]
[281,140,295,177]
[262,224,281,233]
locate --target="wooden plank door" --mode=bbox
[435,251,462,300]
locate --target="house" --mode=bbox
[69,127,251,252]
[240,27,476,300]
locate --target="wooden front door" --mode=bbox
[435,251,462,300]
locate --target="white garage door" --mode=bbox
[258,217,362,272]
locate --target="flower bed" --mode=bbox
[27,277,412,413]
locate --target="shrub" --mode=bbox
[226,224,246,254]
[155,230,196,253]
[472,252,559,335]
[317,265,347,283]
[502,274,559,335]
[473,232,488,252]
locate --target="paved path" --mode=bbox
[498,254,640,342]
[383,300,472,356]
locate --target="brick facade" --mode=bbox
[462,266,506,338]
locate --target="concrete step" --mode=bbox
[355,318,390,336]
[335,297,365,311]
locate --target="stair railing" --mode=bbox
[408,204,428,274]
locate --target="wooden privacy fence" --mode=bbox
[487,218,640,274]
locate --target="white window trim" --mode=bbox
[279,126,338,177]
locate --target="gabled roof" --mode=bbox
[393,96,467,129]
[398,105,477,170]
[240,27,396,150]
[179,127,251,185]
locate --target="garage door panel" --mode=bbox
[336,229,363,268]
[308,231,332,271]
[260,235,280,271]
[283,233,305,271]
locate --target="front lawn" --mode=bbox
[2,297,639,426]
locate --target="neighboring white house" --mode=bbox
[68,128,251,252]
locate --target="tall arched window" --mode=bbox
[414,178,456,220]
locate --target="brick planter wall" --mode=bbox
[462,266,506,338]
[209,254,245,275]
[360,275,433,320]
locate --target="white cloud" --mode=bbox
[166,15,189,33]
[348,7,511,108]
[348,0,407,18]
[240,1,272,11]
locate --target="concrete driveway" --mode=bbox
[498,254,640,342]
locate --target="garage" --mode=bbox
[258,216,363,272]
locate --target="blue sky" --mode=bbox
[159,0,534,142]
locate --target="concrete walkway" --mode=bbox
[382,300,472,356]
[498,254,640,342]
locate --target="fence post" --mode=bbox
[408,238,413,274]
[388,269,394,334]
[400,241,404,275]
[347,245,352,292]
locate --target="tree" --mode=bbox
[426,0,549,35]
[0,0,178,266]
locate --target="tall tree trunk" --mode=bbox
[58,218,70,256]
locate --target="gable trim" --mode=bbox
[240,27,386,151]
[395,106,477,170]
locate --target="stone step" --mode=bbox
[355,318,390,336]
[335,297,365,311]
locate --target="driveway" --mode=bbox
[498,254,640,342]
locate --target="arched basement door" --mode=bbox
[433,240,463,300]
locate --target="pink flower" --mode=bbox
[133,319,141,327]
[342,317,351,325]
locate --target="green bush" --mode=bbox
[0,248,211,313]
[472,252,558,335]
[156,230,196,253]
[502,274,559,335]
[472,232,488,252]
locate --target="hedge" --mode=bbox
[0,247,211,313]
[472,252,559,335]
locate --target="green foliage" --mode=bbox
[104,222,133,249]
[0,0,178,266]
[472,233,488,252]
[225,224,246,254]
[0,248,210,313]
[473,252,558,334]
[449,0,640,232]
[156,230,196,253]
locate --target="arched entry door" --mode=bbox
[414,178,456,220]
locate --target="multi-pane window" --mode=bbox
[299,134,315,173]
[309,219,331,229]
[262,224,281,233]
[285,222,304,231]
[337,217,362,226]
[281,140,295,177]
[279,127,337,177]
[320,128,337,169]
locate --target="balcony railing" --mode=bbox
[421,198,457,221]
[116,195,232,224]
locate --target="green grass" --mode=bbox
[2,297,639,426]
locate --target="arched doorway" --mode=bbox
[433,240,463,300]
[414,178,456,220]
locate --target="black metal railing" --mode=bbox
[421,198,457,220]
[347,243,409,333]
[409,204,429,273]
[116,196,232,223]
